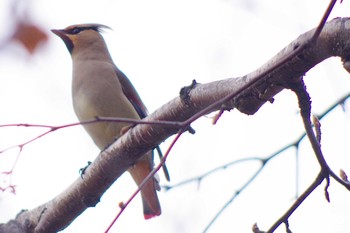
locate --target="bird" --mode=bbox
[51,23,169,219]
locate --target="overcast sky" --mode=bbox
[1,0,350,232]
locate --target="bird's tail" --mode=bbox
[129,157,161,219]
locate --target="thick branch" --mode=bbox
[5,17,350,233]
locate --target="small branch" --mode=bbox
[0,118,182,193]
[0,117,183,154]
[266,171,325,233]
[329,169,350,191]
[163,157,263,191]
[291,79,329,169]
[203,164,266,233]
[311,0,339,42]
[266,78,350,232]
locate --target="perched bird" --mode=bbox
[51,23,168,219]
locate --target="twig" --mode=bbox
[0,117,182,195]
[266,171,325,233]
[311,0,339,42]
[292,79,328,168]
[0,117,183,153]
[203,164,266,233]
[163,157,263,191]
[201,141,301,232]
[266,77,350,232]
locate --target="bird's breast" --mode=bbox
[71,60,140,150]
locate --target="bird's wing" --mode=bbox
[115,66,170,181]
[114,67,148,119]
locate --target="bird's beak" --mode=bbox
[51,29,65,38]
[51,29,74,53]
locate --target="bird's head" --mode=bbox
[51,24,111,54]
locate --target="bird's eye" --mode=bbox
[70,27,82,34]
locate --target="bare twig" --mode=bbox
[163,157,263,191]
[266,78,350,232]
[266,171,325,233]
[311,0,339,42]
[0,117,182,187]
[203,164,266,233]
[0,117,183,154]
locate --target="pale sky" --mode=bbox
[1,0,350,232]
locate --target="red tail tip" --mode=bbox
[144,212,161,220]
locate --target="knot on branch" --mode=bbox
[179,79,198,106]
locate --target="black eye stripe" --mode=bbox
[65,26,99,35]
[71,28,82,34]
